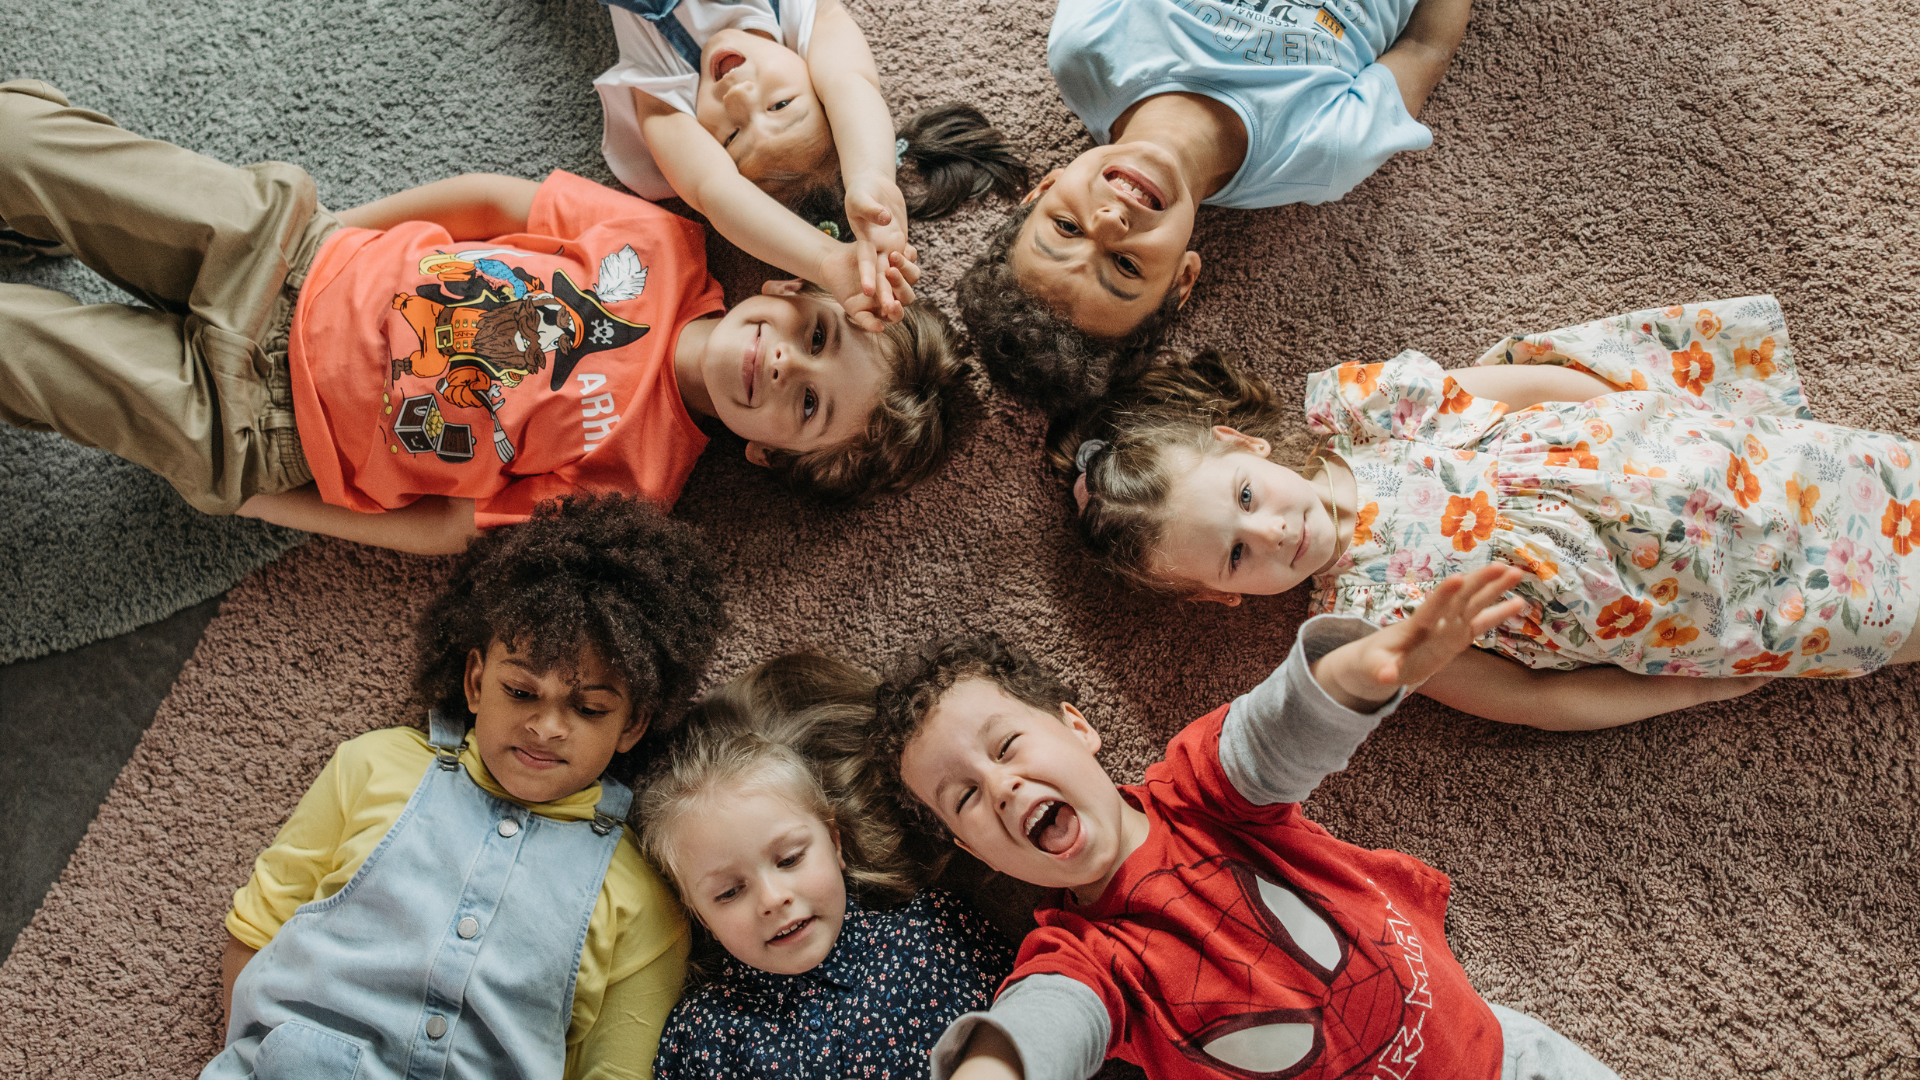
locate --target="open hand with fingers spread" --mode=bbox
[1311,565,1528,712]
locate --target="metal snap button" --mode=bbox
[457,916,480,939]
[426,1015,448,1039]
[498,818,519,838]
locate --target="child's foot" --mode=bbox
[0,228,71,266]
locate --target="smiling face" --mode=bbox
[899,677,1147,904]
[694,28,832,183]
[667,781,848,976]
[695,281,890,460]
[1010,143,1203,341]
[1150,429,1339,601]
[464,640,645,805]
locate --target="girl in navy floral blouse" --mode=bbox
[637,656,1015,1080]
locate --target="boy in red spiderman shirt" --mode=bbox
[870,566,1619,1080]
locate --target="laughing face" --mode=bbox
[463,640,645,806]
[666,783,848,976]
[1010,143,1204,341]
[694,28,831,182]
[899,678,1150,904]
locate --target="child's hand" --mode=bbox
[1314,565,1526,711]
[845,174,913,302]
[820,241,917,332]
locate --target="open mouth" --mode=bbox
[1024,799,1082,855]
[768,916,814,944]
[740,324,761,403]
[1104,167,1165,211]
[711,50,745,83]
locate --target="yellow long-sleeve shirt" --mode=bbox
[226,726,689,1080]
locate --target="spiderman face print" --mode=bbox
[1121,855,1427,1080]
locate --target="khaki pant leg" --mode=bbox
[0,78,319,344]
[0,282,312,513]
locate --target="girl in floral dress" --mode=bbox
[1054,296,1920,729]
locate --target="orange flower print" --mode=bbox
[1891,444,1912,469]
[1784,475,1820,525]
[1742,434,1768,463]
[1777,591,1805,622]
[1595,596,1653,640]
[1629,371,1648,390]
[1663,305,1685,318]
[1545,441,1599,470]
[1623,459,1669,479]
[1734,337,1777,378]
[1695,309,1723,339]
[1648,616,1700,649]
[1439,378,1475,415]
[1882,498,1920,556]
[1351,502,1380,548]
[1513,544,1559,582]
[1801,627,1831,655]
[1440,491,1498,552]
[1733,651,1793,675]
[1630,535,1661,570]
[1672,342,1715,395]
[1650,577,1680,604]
[1339,363,1382,400]
[1582,418,1613,442]
[1726,456,1762,509]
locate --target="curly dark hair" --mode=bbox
[411,493,729,781]
[869,633,1077,839]
[956,201,1187,416]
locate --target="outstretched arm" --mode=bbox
[1310,564,1528,711]
[237,485,482,556]
[219,934,257,1031]
[807,0,913,293]
[1444,364,1615,409]
[1376,0,1473,119]
[1417,648,1769,729]
[635,94,913,330]
[333,173,539,238]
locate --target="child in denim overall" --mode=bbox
[203,494,728,1080]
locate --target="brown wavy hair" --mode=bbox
[955,201,1186,416]
[1045,349,1319,595]
[777,104,1030,235]
[760,292,974,503]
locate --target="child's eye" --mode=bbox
[724,130,739,149]
[1054,218,1080,236]
[1115,253,1140,277]
[1239,483,1252,510]
[1230,541,1244,572]
[504,684,535,700]
[777,851,804,868]
[810,322,825,355]
[715,886,741,903]
[771,99,791,111]
[955,786,977,814]
[802,388,818,421]
[997,734,1017,760]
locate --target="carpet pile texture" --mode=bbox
[2,0,1917,1075]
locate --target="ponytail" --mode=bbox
[896,104,1028,219]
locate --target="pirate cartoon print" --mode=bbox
[387,245,650,464]
[1125,856,1432,1080]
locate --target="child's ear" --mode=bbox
[743,441,773,468]
[760,278,805,296]
[463,647,489,713]
[1172,250,1203,308]
[1208,425,1271,458]
[1021,170,1062,206]
[1060,702,1102,755]
[828,821,845,871]
[1184,587,1244,607]
[616,711,650,754]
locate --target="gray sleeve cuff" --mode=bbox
[1220,614,1407,806]
[929,973,1111,1080]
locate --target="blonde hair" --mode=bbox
[1046,349,1319,595]
[761,293,973,503]
[636,655,920,912]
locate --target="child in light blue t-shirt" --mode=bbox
[957,0,1471,414]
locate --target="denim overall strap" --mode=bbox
[205,732,628,1080]
[427,707,464,767]
[599,0,704,69]
[590,775,632,836]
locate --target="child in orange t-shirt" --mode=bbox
[0,81,967,554]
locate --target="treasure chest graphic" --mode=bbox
[393,394,476,463]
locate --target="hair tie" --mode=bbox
[1072,439,1107,513]
[894,137,909,166]
[816,220,841,240]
